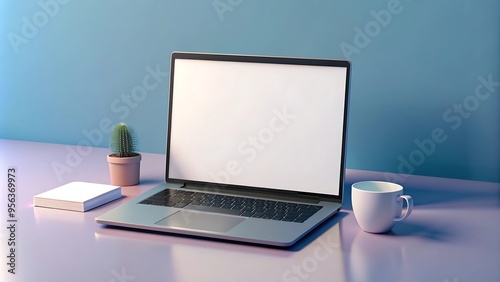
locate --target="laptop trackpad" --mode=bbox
[155,210,245,233]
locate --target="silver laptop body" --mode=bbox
[96,52,351,247]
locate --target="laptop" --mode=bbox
[96,52,351,247]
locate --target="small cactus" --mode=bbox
[109,123,138,157]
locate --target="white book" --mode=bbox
[34,182,122,212]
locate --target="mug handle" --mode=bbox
[394,195,413,222]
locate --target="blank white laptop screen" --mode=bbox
[168,55,348,196]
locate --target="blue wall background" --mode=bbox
[1,0,499,183]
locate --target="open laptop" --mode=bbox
[96,52,351,247]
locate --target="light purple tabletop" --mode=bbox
[1,139,499,282]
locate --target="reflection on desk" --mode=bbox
[94,222,345,282]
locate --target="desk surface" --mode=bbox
[0,139,499,282]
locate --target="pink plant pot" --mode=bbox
[107,154,141,186]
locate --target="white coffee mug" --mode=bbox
[352,181,413,233]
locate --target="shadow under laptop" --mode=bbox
[95,215,348,281]
[286,211,348,252]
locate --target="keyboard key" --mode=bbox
[230,205,243,210]
[261,214,274,219]
[251,212,264,218]
[282,216,297,222]
[271,214,285,221]
[211,202,223,208]
[240,211,254,217]
[308,205,322,211]
[294,215,311,223]
[173,202,188,208]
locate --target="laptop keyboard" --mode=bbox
[139,189,323,223]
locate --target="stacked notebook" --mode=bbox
[34,182,122,212]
